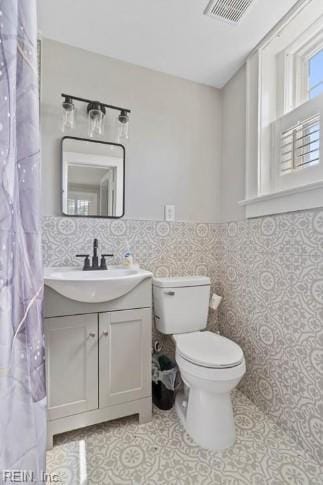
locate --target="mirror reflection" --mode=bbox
[62,137,125,218]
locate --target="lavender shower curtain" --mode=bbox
[0,1,46,482]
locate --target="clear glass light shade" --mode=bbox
[116,111,129,142]
[118,121,129,141]
[61,101,75,132]
[88,108,105,138]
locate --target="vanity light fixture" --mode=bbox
[61,96,75,132]
[60,93,131,141]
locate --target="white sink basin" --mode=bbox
[44,266,152,303]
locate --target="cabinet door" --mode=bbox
[99,309,151,408]
[45,314,98,420]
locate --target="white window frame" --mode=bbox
[240,0,323,218]
[281,27,323,114]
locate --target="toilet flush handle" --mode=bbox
[164,291,175,296]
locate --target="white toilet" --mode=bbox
[153,276,245,451]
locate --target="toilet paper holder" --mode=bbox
[209,293,223,311]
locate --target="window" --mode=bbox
[279,29,323,115]
[242,0,323,218]
[309,49,323,99]
[67,198,90,216]
[274,29,323,191]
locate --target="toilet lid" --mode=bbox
[174,331,244,369]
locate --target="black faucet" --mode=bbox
[76,239,114,271]
[92,238,99,269]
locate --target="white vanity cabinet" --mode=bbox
[44,278,152,449]
[99,309,151,408]
[46,313,98,421]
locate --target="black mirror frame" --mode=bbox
[61,136,125,219]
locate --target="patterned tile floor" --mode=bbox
[47,391,323,485]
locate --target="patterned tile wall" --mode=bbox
[217,210,323,466]
[42,216,220,353]
[42,211,323,464]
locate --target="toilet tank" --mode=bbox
[153,276,211,335]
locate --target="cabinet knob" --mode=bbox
[88,332,96,338]
[103,330,109,337]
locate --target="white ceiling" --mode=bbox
[37,0,299,88]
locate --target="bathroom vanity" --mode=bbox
[44,268,152,449]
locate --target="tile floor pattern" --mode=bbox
[47,391,323,485]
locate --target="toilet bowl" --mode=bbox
[153,276,245,451]
[174,331,245,450]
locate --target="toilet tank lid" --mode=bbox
[153,276,210,288]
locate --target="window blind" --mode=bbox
[280,114,320,173]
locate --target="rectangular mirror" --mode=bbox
[62,137,125,218]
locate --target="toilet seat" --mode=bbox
[174,331,244,369]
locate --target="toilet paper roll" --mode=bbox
[209,293,223,311]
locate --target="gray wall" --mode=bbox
[220,66,246,222]
[41,39,222,222]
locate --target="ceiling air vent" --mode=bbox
[204,0,255,24]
